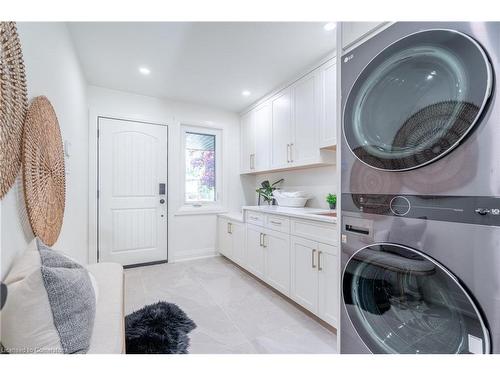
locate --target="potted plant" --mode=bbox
[256,179,284,205]
[326,193,337,210]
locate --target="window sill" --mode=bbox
[174,205,227,216]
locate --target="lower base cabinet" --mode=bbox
[246,224,265,278]
[217,217,245,266]
[220,213,338,328]
[290,236,338,327]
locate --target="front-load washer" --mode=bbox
[340,192,500,354]
[341,22,500,197]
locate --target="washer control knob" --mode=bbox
[475,208,490,215]
[390,196,411,216]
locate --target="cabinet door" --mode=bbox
[263,229,290,295]
[246,224,265,278]
[292,74,319,165]
[290,236,318,313]
[217,218,232,258]
[319,60,337,148]
[270,88,292,168]
[240,111,255,172]
[318,244,338,327]
[231,222,246,266]
[254,103,271,171]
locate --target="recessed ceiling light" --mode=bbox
[138,66,151,75]
[241,90,251,97]
[324,22,337,32]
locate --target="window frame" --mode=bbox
[180,124,223,210]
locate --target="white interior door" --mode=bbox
[98,117,168,266]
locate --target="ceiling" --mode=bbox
[68,22,336,112]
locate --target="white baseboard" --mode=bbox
[171,247,219,263]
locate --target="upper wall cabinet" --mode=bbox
[240,58,336,175]
[318,59,337,149]
[341,22,388,51]
[240,110,255,173]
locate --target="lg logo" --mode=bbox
[344,54,354,63]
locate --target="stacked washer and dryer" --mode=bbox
[340,22,500,354]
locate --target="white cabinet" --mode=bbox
[341,22,387,50]
[318,243,338,327]
[231,221,246,265]
[240,58,336,175]
[240,111,255,173]
[217,218,232,258]
[290,236,338,326]
[270,88,292,169]
[292,74,318,165]
[319,59,337,149]
[290,236,318,312]
[263,229,290,295]
[241,209,339,328]
[217,217,245,266]
[246,224,265,278]
[254,103,271,171]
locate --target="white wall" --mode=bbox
[252,165,337,209]
[87,86,242,262]
[1,23,89,279]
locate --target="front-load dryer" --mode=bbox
[341,22,500,197]
[340,193,500,354]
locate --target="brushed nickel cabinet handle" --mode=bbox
[270,220,281,225]
[290,143,294,163]
[318,251,323,271]
[263,234,267,248]
[227,222,230,234]
[286,144,290,163]
[259,233,263,247]
[228,223,232,234]
[312,249,316,268]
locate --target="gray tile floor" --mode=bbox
[124,256,338,354]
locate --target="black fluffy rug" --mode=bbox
[125,301,197,354]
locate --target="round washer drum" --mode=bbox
[342,243,490,354]
[343,29,493,172]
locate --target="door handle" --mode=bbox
[318,251,323,271]
[312,249,316,268]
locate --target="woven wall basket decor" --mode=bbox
[0,21,28,199]
[22,96,65,246]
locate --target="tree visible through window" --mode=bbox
[185,132,216,202]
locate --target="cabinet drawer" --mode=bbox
[265,215,290,233]
[245,211,265,226]
[291,219,337,246]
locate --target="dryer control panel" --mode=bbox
[342,193,500,227]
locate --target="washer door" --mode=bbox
[343,243,490,354]
[343,29,492,171]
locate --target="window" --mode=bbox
[182,125,222,206]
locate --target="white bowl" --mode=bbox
[274,195,310,208]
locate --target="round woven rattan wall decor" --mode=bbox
[0,21,28,199]
[22,96,65,246]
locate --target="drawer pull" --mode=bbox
[318,251,323,271]
[270,220,282,225]
[312,249,316,268]
[250,216,259,220]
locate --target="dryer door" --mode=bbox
[342,243,490,354]
[343,29,492,171]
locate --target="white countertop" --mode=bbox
[241,205,337,224]
[217,212,245,223]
